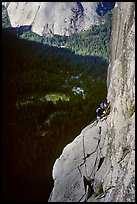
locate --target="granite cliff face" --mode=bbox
[3,2,114,36]
[49,2,135,202]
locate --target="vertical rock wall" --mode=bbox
[4,2,100,36]
[3,2,115,36]
[49,2,135,202]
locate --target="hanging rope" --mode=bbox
[90,117,97,124]
[81,117,98,178]
[82,133,88,178]
[79,103,111,201]
[81,118,103,176]
[78,118,104,201]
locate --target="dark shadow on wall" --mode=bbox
[96,2,115,16]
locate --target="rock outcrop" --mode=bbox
[49,2,135,202]
[3,2,114,36]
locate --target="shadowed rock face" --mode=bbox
[49,2,135,202]
[3,2,114,36]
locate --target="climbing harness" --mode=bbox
[89,102,110,125]
[101,102,111,118]
[96,102,111,123]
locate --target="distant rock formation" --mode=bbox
[49,2,135,202]
[3,2,114,36]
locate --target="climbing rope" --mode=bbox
[82,133,88,178]
[80,116,98,178]
[82,103,111,177]
[81,126,102,179]
[90,117,97,124]
[89,127,102,178]
[79,103,111,201]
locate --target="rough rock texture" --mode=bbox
[3,2,113,36]
[49,2,135,202]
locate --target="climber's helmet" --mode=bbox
[100,103,104,109]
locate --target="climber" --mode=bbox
[96,107,103,120]
[96,101,110,121]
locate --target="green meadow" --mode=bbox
[45,93,70,104]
